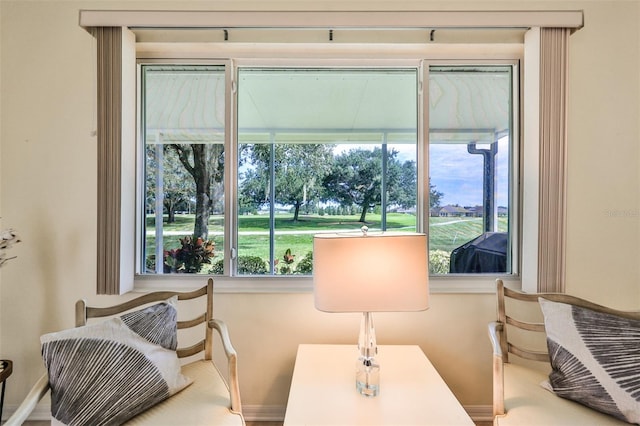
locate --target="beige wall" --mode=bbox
[1,0,639,419]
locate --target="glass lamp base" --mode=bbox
[356,357,380,397]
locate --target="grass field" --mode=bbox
[429,216,508,252]
[145,212,508,273]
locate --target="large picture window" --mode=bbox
[141,63,515,277]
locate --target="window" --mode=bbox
[428,66,513,275]
[141,65,420,276]
[141,65,226,275]
[236,68,418,275]
[140,62,515,278]
[84,10,581,293]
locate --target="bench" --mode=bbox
[488,279,639,425]
[6,279,244,425]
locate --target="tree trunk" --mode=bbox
[293,201,301,222]
[192,144,211,240]
[170,143,223,241]
[165,200,176,223]
[359,205,368,223]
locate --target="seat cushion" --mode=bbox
[125,359,244,426]
[495,363,629,426]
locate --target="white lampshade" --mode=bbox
[313,231,429,313]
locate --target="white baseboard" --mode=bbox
[6,401,492,424]
[242,404,492,423]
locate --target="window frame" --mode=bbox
[136,61,232,277]
[135,52,521,294]
[424,60,519,278]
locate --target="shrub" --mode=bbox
[210,257,268,275]
[238,256,268,275]
[429,250,451,274]
[295,251,313,274]
[212,259,224,275]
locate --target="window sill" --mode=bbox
[133,274,519,294]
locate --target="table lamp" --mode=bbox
[313,228,429,397]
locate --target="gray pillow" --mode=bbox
[539,297,640,424]
[120,297,178,350]
[41,298,191,426]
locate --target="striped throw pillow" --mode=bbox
[540,297,640,424]
[41,298,191,426]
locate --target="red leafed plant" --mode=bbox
[164,236,215,273]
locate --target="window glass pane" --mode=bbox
[237,68,418,275]
[142,65,225,274]
[428,65,512,274]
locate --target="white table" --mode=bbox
[284,344,474,426]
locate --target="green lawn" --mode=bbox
[145,212,507,273]
[428,216,508,253]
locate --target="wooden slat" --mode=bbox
[177,341,205,359]
[497,279,640,366]
[508,343,550,362]
[505,316,545,332]
[178,313,206,330]
[205,278,214,360]
[77,285,210,357]
[83,286,207,320]
[503,285,543,302]
[496,280,509,362]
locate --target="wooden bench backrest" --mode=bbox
[496,279,640,363]
[75,278,214,360]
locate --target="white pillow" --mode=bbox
[539,297,640,424]
[41,298,191,426]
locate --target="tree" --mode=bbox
[323,147,413,223]
[393,160,417,210]
[146,145,196,223]
[168,143,224,239]
[429,179,444,209]
[237,166,266,214]
[239,143,334,221]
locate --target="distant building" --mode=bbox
[430,205,509,218]
[465,205,484,217]
[436,205,471,217]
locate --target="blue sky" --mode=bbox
[387,139,509,208]
[430,139,509,207]
[430,144,485,206]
